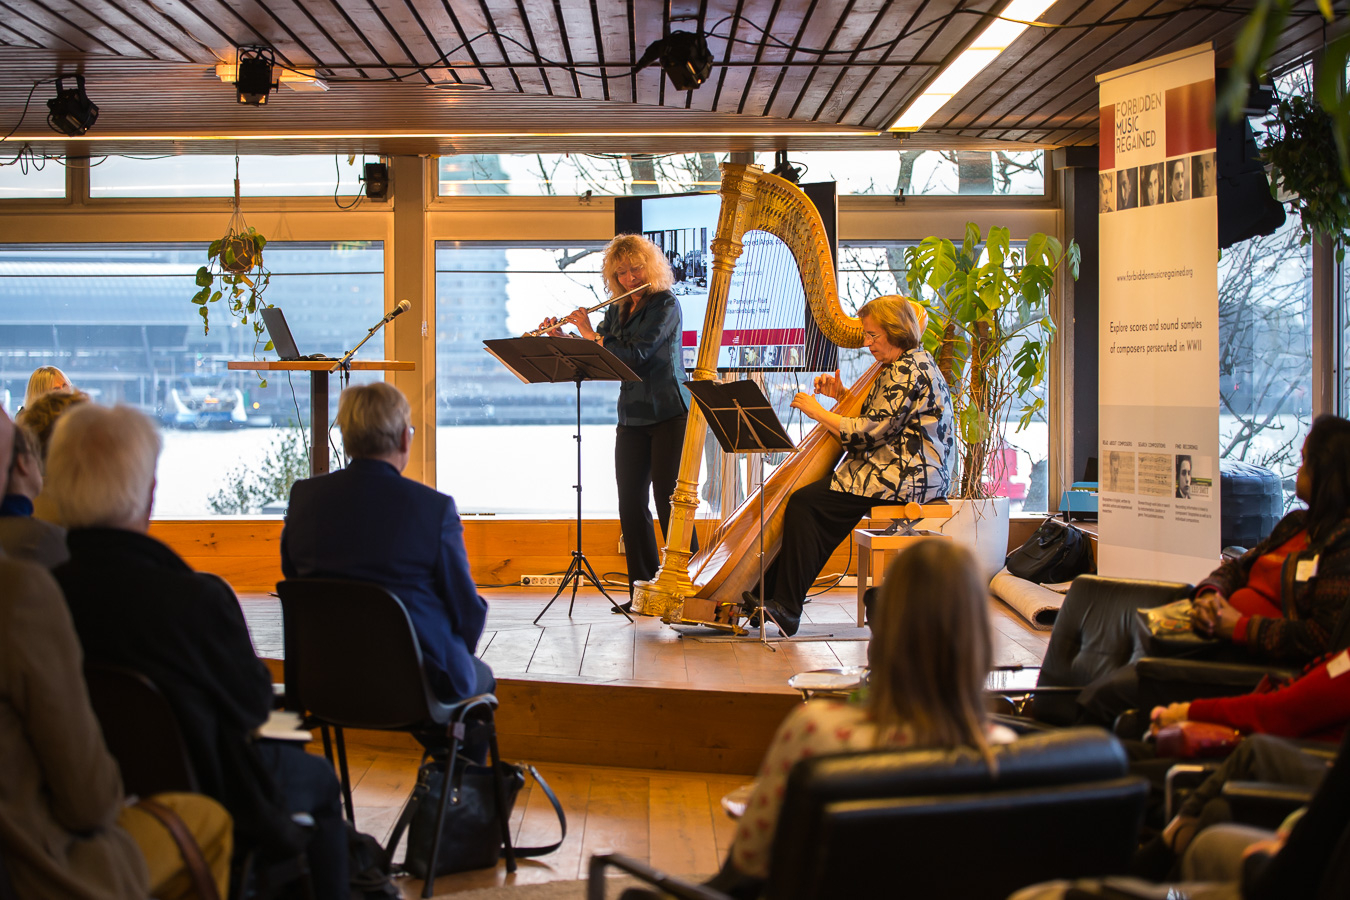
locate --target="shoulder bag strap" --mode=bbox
[511,765,567,858]
[135,798,222,900]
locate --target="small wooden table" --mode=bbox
[227,360,414,476]
[853,501,954,626]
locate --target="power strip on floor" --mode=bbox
[522,574,565,587]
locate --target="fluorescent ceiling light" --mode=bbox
[891,0,1056,132]
[215,63,328,92]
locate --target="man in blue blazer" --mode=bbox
[281,382,492,710]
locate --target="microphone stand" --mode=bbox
[332,307,404,387]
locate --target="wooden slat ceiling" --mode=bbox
[0,0,1332,157]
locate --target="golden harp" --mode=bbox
[632,162,878,628]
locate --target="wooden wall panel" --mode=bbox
[152,514,1065,593]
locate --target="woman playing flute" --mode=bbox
[537,234,697,612]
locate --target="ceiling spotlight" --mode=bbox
[635,31,713,91]
[769,150,802,184]
[47,75,99,136]
[235,46,278,106]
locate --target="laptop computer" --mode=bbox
[260,307,335,361]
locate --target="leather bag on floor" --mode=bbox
[395,760,566,878]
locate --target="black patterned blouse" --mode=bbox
[829,348,954,502]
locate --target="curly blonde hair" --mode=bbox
[601,234,674,299]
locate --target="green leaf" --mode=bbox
[192,288,208,304]
[195,266,213,287]
[253,233,267,252]
[208,238,223,258]
[958,405,989,446]
[264,340,274,351]
[259,379,268,389]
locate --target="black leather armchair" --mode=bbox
[587,728,1149,900]
[1004,575,1192,726]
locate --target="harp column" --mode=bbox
[634,163,763,620]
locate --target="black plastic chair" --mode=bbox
[82,662,312,900]
[83,662,200,797]
[589,727,1149,900]
[276,577,516,897]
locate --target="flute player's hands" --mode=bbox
[564,307,597,340]
[536,316,566,337]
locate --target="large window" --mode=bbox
[1217,213,1312,506]
[0,242,384,517]
[0,158,64,198]
[438,151,1045,197]
[89,155,370,198]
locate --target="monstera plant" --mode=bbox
[905,223,1080,501]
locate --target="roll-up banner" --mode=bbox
[1096,45,1220,583]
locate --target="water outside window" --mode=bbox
[0,242,384,516]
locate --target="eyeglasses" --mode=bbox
[863,331,884,344]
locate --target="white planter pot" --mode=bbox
[922,497,1011,582]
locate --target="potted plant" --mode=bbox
[1262,90,1350,261]
[190,161,274,383]
[903,223,1080,575]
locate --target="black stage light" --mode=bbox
[635,31,713,91]
[363,162,390,200]
[235,46,278,106]
[770,150,802,184]
[47,75,99,136]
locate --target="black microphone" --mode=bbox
[382,299,411,323]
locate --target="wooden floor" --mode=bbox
[242,584,1051,688]
[247,586,1050,896]
[346,744,745,896]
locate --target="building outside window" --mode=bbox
[0,242,384,517]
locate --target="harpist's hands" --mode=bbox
[791,392,826,421]
[813,369,844,400]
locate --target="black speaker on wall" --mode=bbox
[1216,78,1286,249]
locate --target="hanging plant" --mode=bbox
[191,156,274,353]
[1263,91,1350,261]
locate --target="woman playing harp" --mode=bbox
[742,295,955,635]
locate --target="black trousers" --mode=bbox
[758,475,875,617]
[255,740,348,900]
[616,414,697,592]
[416,656,497,763]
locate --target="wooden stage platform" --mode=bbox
[242,585,1050,777]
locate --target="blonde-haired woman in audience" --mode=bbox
[16,389,90,522]
[710,539,1015,897]
[22,365,72,410]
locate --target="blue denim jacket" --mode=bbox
[597,289,691,426]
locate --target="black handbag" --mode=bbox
[1004,516,1094,584]
[393,758,565,878]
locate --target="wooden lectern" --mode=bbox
[227,360,415,476]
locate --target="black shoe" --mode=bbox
[740,590,760,617]
[611,600,633,614]
[750,600,801,636]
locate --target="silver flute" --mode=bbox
[522,282,652,337]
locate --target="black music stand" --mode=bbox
[686,379,795,643]
[484,336,641,623]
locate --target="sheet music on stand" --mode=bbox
[685,379,795,644]
[685,379,795,456]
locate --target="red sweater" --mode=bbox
[1188,650,1350,744]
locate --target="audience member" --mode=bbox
[16,388,89,463]
[705,540,1014,898]
[1009,727,1350,900]
[0,406,232,900]
[1080,415,1350,725]
[281,382,493,718]
[0,419,69,566]
[46,403,348,899]
[1149,646,1350,745]
[21,364,72,409]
